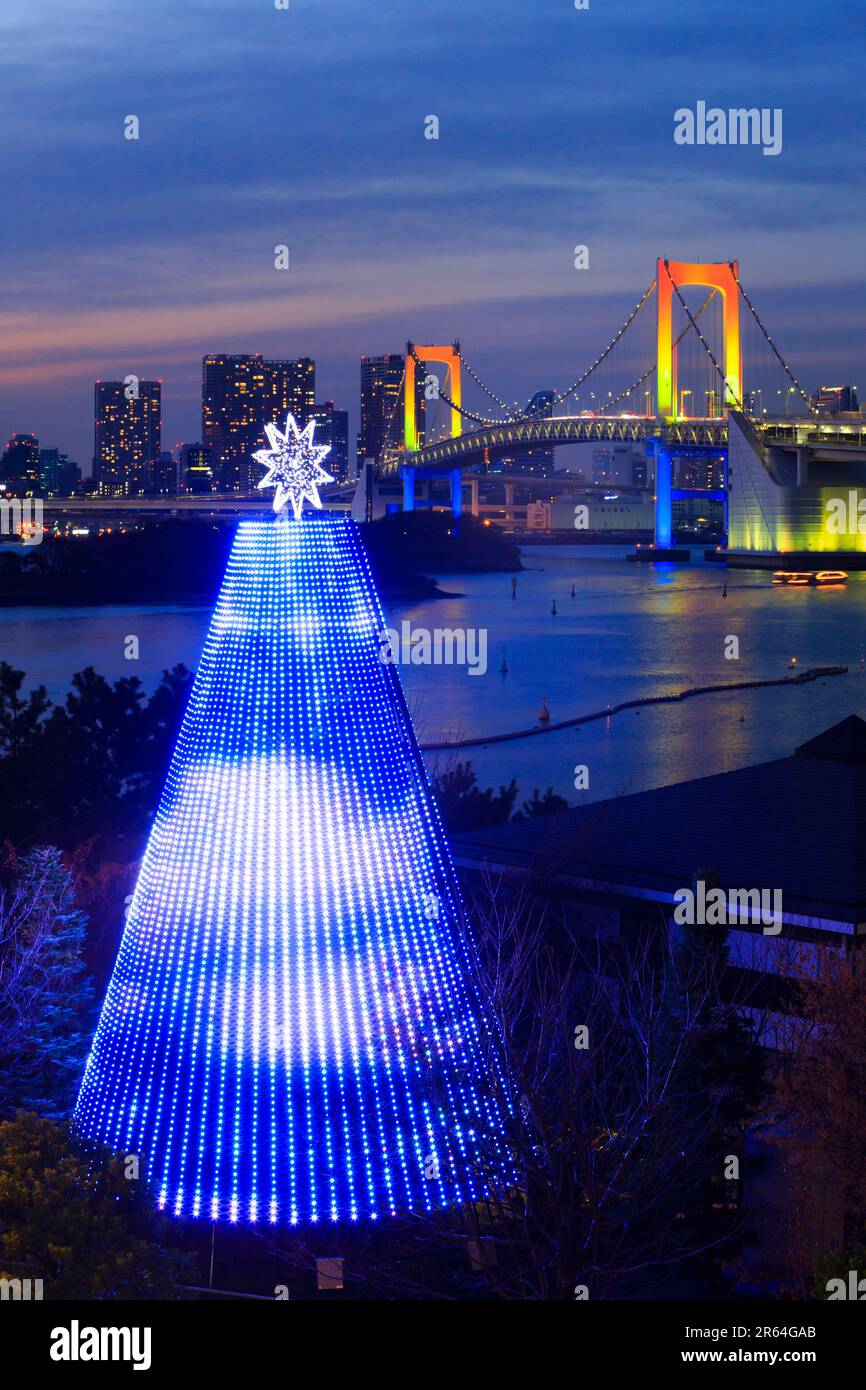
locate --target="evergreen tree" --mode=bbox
[513,787,570,819]
[0,662,193,852]
[0,663,50,844]
[0,1112,194,1299]
[0,847,94,1118]
[432,760,518,833]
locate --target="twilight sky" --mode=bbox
[1,0,864,470]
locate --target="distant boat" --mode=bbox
[571,583,576,598]
[551,599,558,616]
[773,570,848,587]
[538,696,550,723]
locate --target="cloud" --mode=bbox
[1,0,864,464]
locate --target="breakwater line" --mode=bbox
[419,666,848,751]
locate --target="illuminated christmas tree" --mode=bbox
[75,416,512,1225]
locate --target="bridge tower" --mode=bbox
[656,259,742,420]
[403,343,464,515]
[652,259,740,551]
[404,343,463,451]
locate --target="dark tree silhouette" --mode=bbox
[0,847,94,1119]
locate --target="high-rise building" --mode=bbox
[1,434,40,494]
[202,354,267,493]
[310,401,350,482]
[179,442,214,494]
[266,358,315,432]
[203,355,317,492]
[94,380,161,495]
[357,354,425,465]
[38,448,79,495]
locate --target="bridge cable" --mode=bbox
[549,279,657,410]
[419,278,660,431]
[405,275,720,454]
[458,354,524,421]
[732,271,814,414]
[594,290,719,415]
[406,345,503,429]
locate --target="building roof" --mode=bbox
[451,716,866,928]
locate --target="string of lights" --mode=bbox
[458,353,523,421]
[733,271,814,413]
[549,279,657,409]
[594,290,719,415]
[410,283,659,436]
[407,345,501,430]
[75,513,515,1226]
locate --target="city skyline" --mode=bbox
[1,0,864,467]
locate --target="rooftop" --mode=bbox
[451,715,866,929]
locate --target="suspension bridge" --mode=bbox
[379,258,866,564]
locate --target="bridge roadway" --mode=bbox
[392,414,866,472]
[394,414,725,470]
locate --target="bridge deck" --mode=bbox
[395,414,866,472]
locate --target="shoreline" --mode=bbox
[419,665,849,751]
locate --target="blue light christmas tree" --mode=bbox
[75,416,512,1226]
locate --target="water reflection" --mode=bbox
[2,545,864,805]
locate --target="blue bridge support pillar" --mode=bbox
[654,446,672,549]
[402,466,415,513]
[450,468,463,518]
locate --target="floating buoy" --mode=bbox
[538,695,550,723]
[511,576,518,599]
[500,645,508,675]
[571,583,576,598]
[551,599,557,617]
[722,583,727,598]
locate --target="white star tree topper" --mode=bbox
[254,413,334,519]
